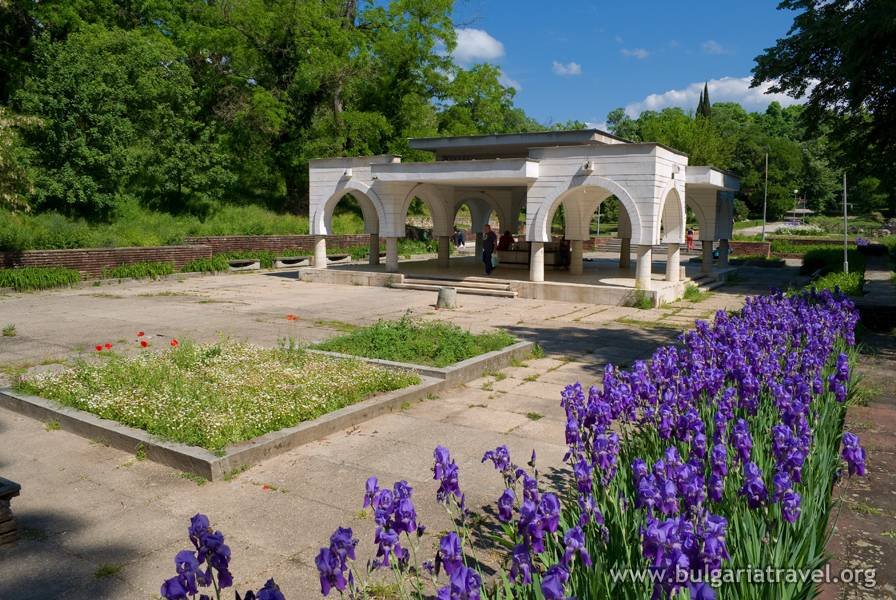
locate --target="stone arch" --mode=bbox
[313,180,385,235]
[398,183,452,237]
[531,176,643,244]
[453,191,507,235]
[686,195,711,240]
[657,184,686,244]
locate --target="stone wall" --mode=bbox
[0,246,212,278]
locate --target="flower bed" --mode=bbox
[309,290,865,599]
[313,316,517,368]
[16,339,419,453]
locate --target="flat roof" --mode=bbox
[408,128,630,158]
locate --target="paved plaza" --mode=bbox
[1,263,876,599]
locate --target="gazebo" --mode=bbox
[306,129,738,305]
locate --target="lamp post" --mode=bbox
[842,173,849,274]
[761,152,769,241]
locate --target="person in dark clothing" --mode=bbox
[497,230,514,251]
[482,224,498,274]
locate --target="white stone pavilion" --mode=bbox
[307,129,738,305]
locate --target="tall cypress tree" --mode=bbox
[698,82,712,118]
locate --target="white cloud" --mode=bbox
[623,76,807,118]
[621,48,649,59]
[585,121,609,131]
[701,40,726,55]
[614,35,624,44]
[498,70,522,91]
[453,28,505,64]
[552,61,582,76]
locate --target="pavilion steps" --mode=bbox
[689,274,727,292]
[390,275,517,298]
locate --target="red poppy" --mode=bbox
[140,340,148,348]
[95,345,103,352]
[286,314,298,321]
[137,331,145,337]
[104,343,112,350]
[262,484,271,491]
[170,339,179,347]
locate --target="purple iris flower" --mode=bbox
[510,544,533,584]
[540,564,570,600]
[362,476,378,508]
[731,419,753,463]
[738,462,768,509]
[315,547,347,596]
[436,564,481,600]
[562,526,592,568]
[436,532,463,576]
[161,577,188,600]
[841,432,867,476]
[433,446,464,505]
[328,527,357,566]
[497,488,515,523]
[781,490,802,523]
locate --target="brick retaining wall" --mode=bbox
[183,234,372,253]
[728,241,771,258]
[0,246,213,278]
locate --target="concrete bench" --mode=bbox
[273,256,310,268]
[227,259,261,271]
[0,477,21,548]
[327,254,351,263]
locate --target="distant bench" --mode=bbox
[227,259,261,271]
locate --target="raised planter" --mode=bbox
[0,340,534,479]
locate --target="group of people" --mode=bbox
[481,225,515,275]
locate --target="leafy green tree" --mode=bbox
[753,0,896,213]
[15,26,232,217]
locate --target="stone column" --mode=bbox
[619,238,631,269]
[385,237,399,272]
[529,241,545,282]
[368,233,380,266]
[437,235,451,268]
[313,235,327,269]
[701,241,714,275]
[635,245,652,290]
[665,243,681,283]
[719,239,730,268]
[569,239,583,276]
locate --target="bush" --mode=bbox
[314,315,516,367]
[0,266,81,291]
[181,256,230,273]
[808,270,864,296]
[100,261,174,280]
[801,248,865,275]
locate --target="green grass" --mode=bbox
[629,289,654,309]
[44,420,60,431]
[100,261,174,280]
[2,324,15,337]
[17,339,419,452]
[526,411,544,421]
[801,248,866,275]
[807,270,864,297]
[0,266,81,291]
[683,283,712,303]
[313,315,516,368]
[94,564,124,579]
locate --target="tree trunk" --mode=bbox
[285,170,309,216]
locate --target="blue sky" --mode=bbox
[450,0,802,127]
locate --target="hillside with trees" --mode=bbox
[0,0,893,251]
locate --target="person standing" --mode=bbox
[482,224,498,275]
[686,228,695,252]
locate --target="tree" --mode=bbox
[15,26,232,217]
[753,0,896,213]
[696,82,711,119]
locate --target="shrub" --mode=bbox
[314,315,516,367]
[100,261,174,280]
[809,270,864,297]
[0,266,81,291]
[180,256,230,273]
[801,248,865,275]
